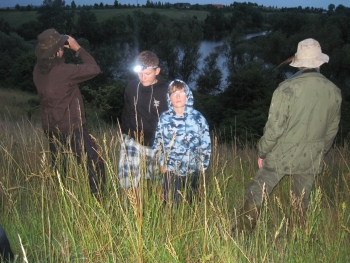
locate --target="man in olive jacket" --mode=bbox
[235,38,342,231]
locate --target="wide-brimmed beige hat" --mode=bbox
[290,38,329,68]
[35,28,68,59]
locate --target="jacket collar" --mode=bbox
[289,68,319,79]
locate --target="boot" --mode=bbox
[233,200,261,232]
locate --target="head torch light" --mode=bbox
[133,65,158,73]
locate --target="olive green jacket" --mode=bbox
[258,71,341,175]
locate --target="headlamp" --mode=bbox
[133,65,158,73]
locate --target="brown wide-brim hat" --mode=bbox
[290,38,329,68]
[35,28,68,59]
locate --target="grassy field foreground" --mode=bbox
[0,88,350,262]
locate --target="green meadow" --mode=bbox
[0,8,210,29]
[0,88,349,262]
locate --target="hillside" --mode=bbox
[0,8,210,29]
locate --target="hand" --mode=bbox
[258,157,264,168]
[65,35,81,52]
[160,166,167,173]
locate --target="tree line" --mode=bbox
[5,1,344,13]
[0,1,349,144]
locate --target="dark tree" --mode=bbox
[71,0,76,9]
[37,0,66,32]
[220,62,278,140]
[100,15,129,41]
[0,18,11,35]
[177,20,202,83]
[203,9,228,40]
[64,9,75,35]
[16,20,42,40]
[152,19,181,80]
[132,10,162,50]
[328,4,335,12]
[76,8,101,42]
[196,52,222,94]
[0,32,33,90]
[9,51,37,92]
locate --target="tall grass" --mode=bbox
[0,89,41,122]
[0,91,349,262]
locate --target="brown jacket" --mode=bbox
[33,48,100,133]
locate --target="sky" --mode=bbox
[0,0,348,9]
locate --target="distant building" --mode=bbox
[212,4,224,9]
[175,3,191,9]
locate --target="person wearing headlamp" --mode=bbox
[119,51,168,189]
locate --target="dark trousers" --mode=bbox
[246,167,315,209]
[47,128,105,195]
[0,225,14,262]
[163,172,199,204]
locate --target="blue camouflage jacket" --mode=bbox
[152,80,211,176]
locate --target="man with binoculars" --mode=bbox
[33,29,105,200]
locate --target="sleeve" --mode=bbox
[324,92,342,152]
[258,88,290,159]
[152,121,161,152]
[120,86,130,135]
[152,117,164,164]
[200,116,211,171]
[62,48,101,84]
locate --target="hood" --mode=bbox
[167,79,194,114]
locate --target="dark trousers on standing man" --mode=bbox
[46,128,105,196]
